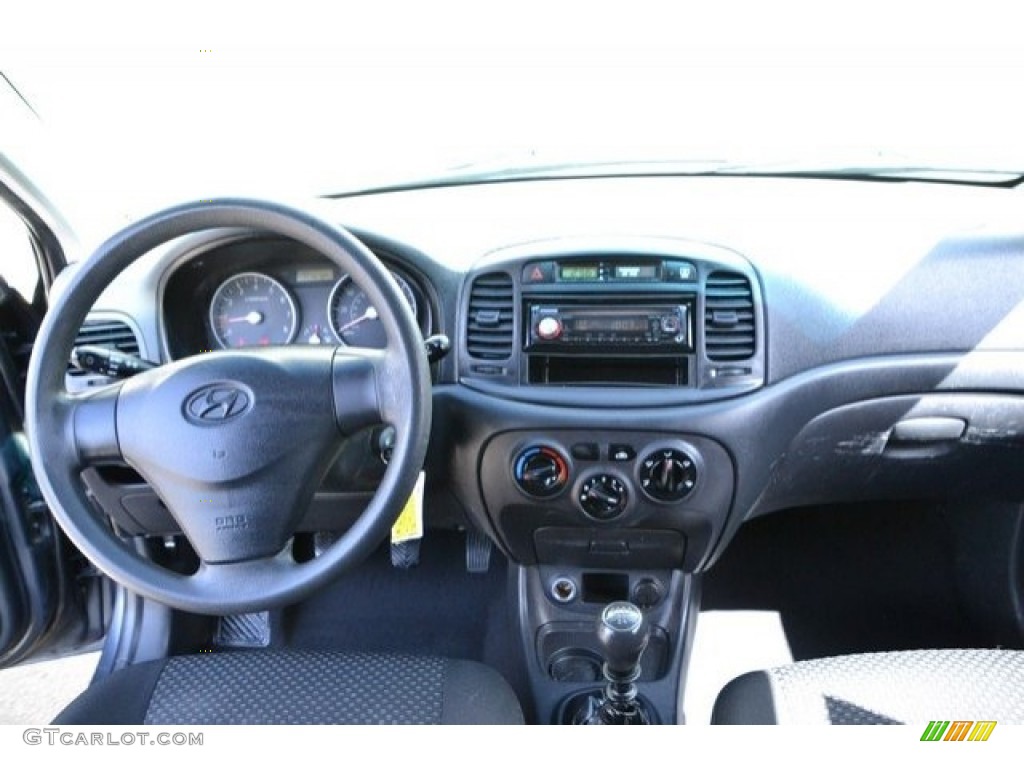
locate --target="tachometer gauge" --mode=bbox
[328,272,418,348]
[209,272,298,349]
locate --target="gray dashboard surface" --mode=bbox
[73,176,1024,566]
[83,177,1024,385]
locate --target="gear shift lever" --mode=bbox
[573,601,653,725]
[598,601,650,677]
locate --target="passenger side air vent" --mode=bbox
[68,318,140,377]
[704,272,755,361]
[466,272,514,359]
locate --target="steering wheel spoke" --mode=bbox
[69,384,124,465]
[190,547,299,591]
[331,347,390,433]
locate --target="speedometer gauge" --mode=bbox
[209,272,298,349]
[328,272,418,348]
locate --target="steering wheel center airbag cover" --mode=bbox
[118,348,341,562]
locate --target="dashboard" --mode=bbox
[72,175,1024,577]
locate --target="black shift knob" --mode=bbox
[596,601,650,677]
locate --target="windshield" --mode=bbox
[4,14,1024,253]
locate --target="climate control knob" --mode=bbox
[579,474,629,520]
[514,446,569,498]
[640,448,697,502]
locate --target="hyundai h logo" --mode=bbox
[184,384,252,425]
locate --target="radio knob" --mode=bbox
[536,316,563,340]
[660,313,681,334]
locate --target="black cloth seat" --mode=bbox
[55,649,523,725]
[712,649,1024,724]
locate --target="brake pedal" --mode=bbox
[391,539,421,569]
[215,611,271,648]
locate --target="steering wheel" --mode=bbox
[24,199,432,614]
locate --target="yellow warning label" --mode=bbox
[391,472,425,544]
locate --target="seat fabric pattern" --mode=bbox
[55,649,524,725]
[712,649,1024,725]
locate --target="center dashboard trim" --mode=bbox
[458,235,766,406]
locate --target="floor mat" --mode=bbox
[701,503,992,661]
[274,530,532,718]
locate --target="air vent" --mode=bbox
[704,272,755,361]
[68,318,140,377]
[466,272,514,360]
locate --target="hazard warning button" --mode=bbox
[522,261,554,283]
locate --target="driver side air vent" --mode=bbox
[68,318,140,377]
[466,272,514,360]
[704,272,755,361]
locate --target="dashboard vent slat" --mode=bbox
[68,318,140,376]
[466,272,514,360]
[704,272,755,361]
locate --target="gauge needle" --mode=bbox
[335,306,379,334]
[222,311,263,325]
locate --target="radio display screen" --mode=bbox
[559,264,600,281]
[570,314,649,333]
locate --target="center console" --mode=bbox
[453,239,765,722]
[483,428,721,723]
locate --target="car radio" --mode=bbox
[526,303,692,352]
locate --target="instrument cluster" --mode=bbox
[161,236,431,358]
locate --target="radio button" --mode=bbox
[536,316,563,340]
[664,261,698,282]
[660,314,681,334]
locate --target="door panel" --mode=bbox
[0,420,59,664]
[0,187,102,668]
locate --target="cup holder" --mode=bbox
[539,622,668,682]
[548,648,604,683]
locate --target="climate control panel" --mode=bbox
[512,439,703,518]
[487,430,732,570]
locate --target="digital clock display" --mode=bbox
[295,267,335,284]
[614,264,659,280]
[559,264,600,281]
